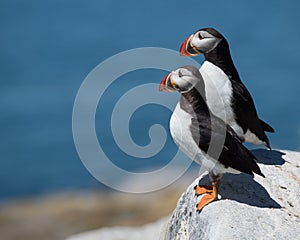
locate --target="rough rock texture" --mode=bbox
[66,149,300,240]
[162,149,300,240]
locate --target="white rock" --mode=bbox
[66,149,300,240]
[162,149,300,240]
[66,217,168,240]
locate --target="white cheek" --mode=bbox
[173,77,192,92]
[191,37,221,53]
[176,77,191,87]
[191,35,202,47]
[184,76,198,86]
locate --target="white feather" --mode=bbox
[244,130,265,145]
[200,61,244,135]
[200,61,264,145]
[170,102,240,176]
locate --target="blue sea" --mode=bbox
[1,0,300,201]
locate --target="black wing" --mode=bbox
[190,115,264,177]
[259,119,275,133]
[204,40,274,141]
[231,79,273,147]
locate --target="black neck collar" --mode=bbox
[180,82,210,116]
[204,39,240,82]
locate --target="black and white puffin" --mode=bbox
[179,28,274,149]
[159,66,264,212]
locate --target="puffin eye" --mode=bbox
[198,33,203,40]
[178,70,183,78]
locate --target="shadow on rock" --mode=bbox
[198,173,281,209]
[251,149,285,165]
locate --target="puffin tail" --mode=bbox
[253,165,265,178]
[260,119,275,133]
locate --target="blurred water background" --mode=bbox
[1,0,300,202]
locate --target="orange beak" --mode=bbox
[159,73,176,92]
[179,34,201,56]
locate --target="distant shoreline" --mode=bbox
[0,174,195,240]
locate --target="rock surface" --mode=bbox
[162,149,300,240]
[66,149,300,240]
[66,217,168,240]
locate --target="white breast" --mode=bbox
[199,61,244,137]
[170,102,241,176]
[244,129,265,145]
[170,103,224,173]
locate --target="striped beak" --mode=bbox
[179,34,202,56]
[159,73,176,92]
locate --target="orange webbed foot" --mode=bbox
[194,185,213,196]
[196,192,217,213]
[195,180,219,213]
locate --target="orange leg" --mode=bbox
[194,179,220,196]
[194,185,213,195]
[195,180,220,213]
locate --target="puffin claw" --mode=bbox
[194,185,198,197]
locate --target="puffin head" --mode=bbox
[159,66,202,93]
[180,28,224,56]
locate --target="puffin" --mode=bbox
[159,66,264,212]
[179,28,274,149]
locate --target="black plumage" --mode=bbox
[181,27,274,149]
[181,83,264,178]
[203,28,274,147]
[160,66,265,211]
